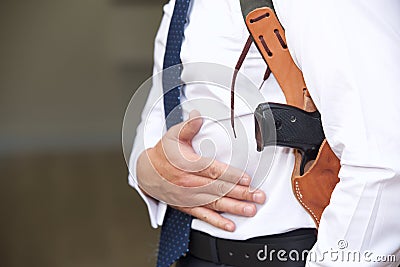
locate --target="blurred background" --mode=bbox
[0,0,165,266]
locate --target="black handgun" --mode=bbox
[254,102,325,175]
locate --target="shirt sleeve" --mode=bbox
[274,0,400,265]
[127,0,176,228]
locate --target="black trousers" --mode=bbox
[176,254,234,267]
[175,229,316,267]
[176,254,306,267]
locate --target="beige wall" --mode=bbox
[0,2,167,267]
[0,1,163,154]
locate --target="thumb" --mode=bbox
[178,110,203,143]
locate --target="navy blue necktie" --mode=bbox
[157,1,192,267]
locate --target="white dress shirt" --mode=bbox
[129,0,400,265]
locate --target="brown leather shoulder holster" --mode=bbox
[240,2,340,227]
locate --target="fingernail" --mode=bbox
[253,192,265,203]
[244,206,255,216]
[225,224,234,232]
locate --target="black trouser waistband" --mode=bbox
[188,229,317,267]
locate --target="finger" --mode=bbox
[178,206,236,232]
[225,185,266,204]
[196,158,252,185]
[206,197,258,217]
[172,173,214,187]
[182,175,265,204]
[169,174,261,207]
[161,110,205,169]
[178,110,203,143]
[175,175,261,204]
[175,173,251,188]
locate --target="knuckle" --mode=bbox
[217,220,227,230]
[170,172,188,187]
[216,181,228,196]
[233,204,243,214]
[241,187,250,201]
[209,201,218,211]
[212,199,222,211]
[208,164,220,179]
[178,176,190,187]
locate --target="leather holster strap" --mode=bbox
[189,229,317,267]
[243,6,341,227]
[245,7,305,109]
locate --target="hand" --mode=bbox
[136,110,266,232]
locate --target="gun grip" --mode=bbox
[299,147,319,175]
